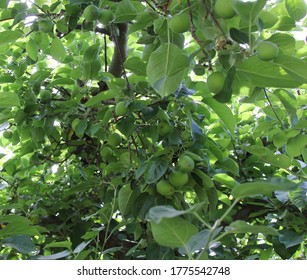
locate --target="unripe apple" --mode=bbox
[100,146,113,161]
[169,13,190,33]
[178,155,195,172]
[3,130,13,139]
[157,121,173,136]
[214,0,236,19]
[83,5,101,22]
[168,171,189,188]
[156,180,175,196]
[107,132,122,147]
[98,9,114,25]
[38,19,54,33]
[115,101,128,116]
[256,41,279,61]
[207,71,225,94]
[39,90,52,101]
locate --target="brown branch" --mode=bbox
[109,23,129,78]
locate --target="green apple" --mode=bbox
[3,130,13,139]
[100,146,113,161]
[98,9,114,25]
[158,121,173,136]
[214,0,236,19]
[178,155,195,172]
[183,99,198,113]
[256,41,279,61]
[38,19,54,33]
[83,5,101,22]
[156,180,175,196]
[107,133,122,147]
[39,90,52,101]
[168,171,189,188]
[169,13,190,33]
[115,101,128,116]
[207,71,225,93]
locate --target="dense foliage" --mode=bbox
[0,0,306,260]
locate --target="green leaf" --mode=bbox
[0,92,20,108]
[0,0,9,9]
[84,90,118,107]
[3,235,36,254]
[215,158,239,176]
[0,223,42,238]
[204,97,236,136]
[279,229,305,248]
[0,215,32,225]
[26,39,39,61]
[286,134,307,157]
[50,37,66,62]
[237,56,303,88]
[0,30,23,45]
[150,217,198,248]
[146,43,189,97]
[32,250,71,260]
[124,57,146,76]
[226,220,278,235]
[82,60,101,79]
[231,0,267,22]
[114,0,137,23]
[289,182,307,212]
[213,66,236,103]
[285,0,307,21]
[213,173,237,188]
[232,181,297,199]
[268,33,296,55]
[273,55,307,84]
[45,241,72,249]
[147,204,204,224]
[230,28,249,44]
[145,158,169,184]
[83,43,100,62]
[118,184,138,216]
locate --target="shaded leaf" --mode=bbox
[118,184,138,216]
[150,217,198,248]
[226,220,278,235]
[3,235,36,254]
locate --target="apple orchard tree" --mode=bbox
[0,0,306,260]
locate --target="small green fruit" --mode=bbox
[214,0,236,19]
[158,121,173,136]
[169,13,190,33]
[107,132,122,147]
[83,5,101,22]
[115,101,128,116]
[101,146,113,161]
[207,71,225,94]
[183,99,198,113]
[168,171,189,188]
[3,130,13,139]
[256,41,279,61]
[98,9,114,25]
[39,90,52,101]
[38,19,54,32]
[156,180,175,196]
[178,155,195,172]
[193,64,206,76]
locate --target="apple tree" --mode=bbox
[0,0,306,260]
